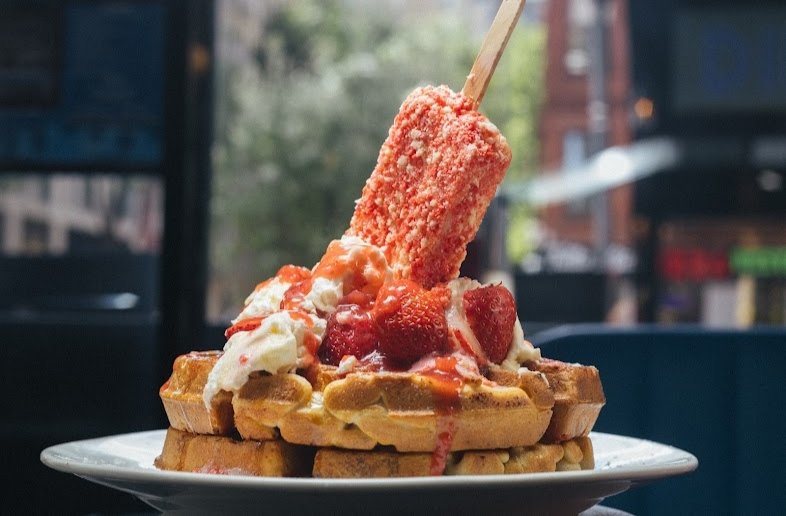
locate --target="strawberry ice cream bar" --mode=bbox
[348,85,512,288]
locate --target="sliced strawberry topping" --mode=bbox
[463,285,517,364]
[225,317,264,339]
[374,280,449,367]
[318,304,378,366]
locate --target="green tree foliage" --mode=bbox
[210,0,544,318]
[484,27,546,181]
[484,27,546,265]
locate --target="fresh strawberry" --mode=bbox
[225,317,264,339]
[318,304,378,365]
[463,285,517,364]
[374,280,449,366]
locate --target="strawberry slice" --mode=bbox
[463,285,517,364]
[225,317,265,339]
[374,280,449,367]
[318,304,378,366]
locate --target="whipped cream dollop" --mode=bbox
[204,235,391,408]
[444,277,484,357]
[203,311,326,407]
[234,276,293,322]
[501,319,541,371]
[306,276,344,313]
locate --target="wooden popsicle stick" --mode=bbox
[462,0,527,105]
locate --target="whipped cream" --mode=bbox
[294,235,392,313]
[501,319,541,371]
[234,276,293,322]
[306,235,392,314]
[444,278,485,359]
[204,235,390,406]
[305,276,343,313]
[203,311,325,408]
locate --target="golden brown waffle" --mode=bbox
[158,353,606,449]
[154,427,313,476]
[232,371,378,449]
[313,436,594,477]
[319,370,554,452]
[159,352,561,452]
[486,360,605,443]
[527,359,606,442]
[155,427,593,478]
[159,351,235,436]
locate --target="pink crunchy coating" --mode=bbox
[347,85,512,288]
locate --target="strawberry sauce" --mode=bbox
[280,279,313,311]
[419,356,463,475]
[225,317,265,339]
[312,239,388,296]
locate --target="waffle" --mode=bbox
[159,351,235,436]
[488,360,605,443]
[318,369,554,452]
[155,427,593,477]
[154,427,312,477]
[157,350,604,475]
[312,436,594,477]
[528,359,606,443]
[159,353,561,452]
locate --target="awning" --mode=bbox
[502,137,681,206]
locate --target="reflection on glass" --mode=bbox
[0,173,162,315]
[0,174,162,256]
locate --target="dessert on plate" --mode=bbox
[156,85,604,477]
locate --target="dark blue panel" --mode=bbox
[644,339,735,514]
[0,2,166,169]
[534,325,786,515]
[735,337,786,515]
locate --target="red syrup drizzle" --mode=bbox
[419,356,464,475]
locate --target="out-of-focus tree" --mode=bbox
[484,27,547,265]
[485,27,546,181]
[209,0,544,319]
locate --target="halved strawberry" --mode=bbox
[318,304,377,366]
[463,285,517,364]
[374,280,449,366]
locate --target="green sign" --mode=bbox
[730,247,786,277]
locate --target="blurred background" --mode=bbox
[2,0,784,514]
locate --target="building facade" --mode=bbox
[539,0,632,250]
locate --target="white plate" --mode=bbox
[41,430,696,515]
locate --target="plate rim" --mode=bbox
[40,429,698,490]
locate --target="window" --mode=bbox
[564,0,594,75]
[562,129,591,214]
[0,173,162,313]
[0,174,162,256]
